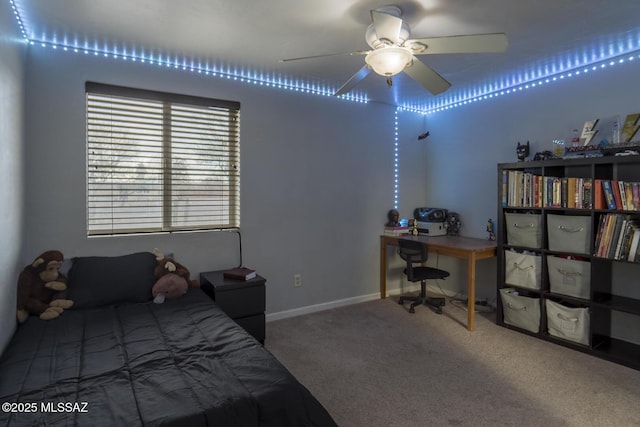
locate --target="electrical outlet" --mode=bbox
[294,274,302,287]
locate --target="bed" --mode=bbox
[0,252,336,426]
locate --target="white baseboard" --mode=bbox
[266,284,422,322]
[266,293,379,322]
[265,283,495,322]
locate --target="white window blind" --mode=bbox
[86,82,240,236]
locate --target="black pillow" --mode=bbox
[67,252,157,309]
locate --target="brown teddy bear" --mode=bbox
[16,250,74,322]
[152,249,197,304]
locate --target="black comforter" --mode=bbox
[0,289,336,426]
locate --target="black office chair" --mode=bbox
[397,238,450,314]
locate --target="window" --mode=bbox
[86,82,240,236]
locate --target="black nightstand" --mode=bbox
[199,270,266,344]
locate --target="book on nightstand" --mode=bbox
[383,226,410,235]
[223,267,257,281]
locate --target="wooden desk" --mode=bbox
[380,234,497,331]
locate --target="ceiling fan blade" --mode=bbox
[371,10,403,44]
[280,50,369,62]
[403,57,451,95]
[334,65,371,96]
[407,33,508,54]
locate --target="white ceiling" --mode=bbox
[14,0,640,109]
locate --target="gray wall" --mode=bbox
[424,61,640,308]
[0,1,26,353]
[5,10,640,335]
[22,47,430,318]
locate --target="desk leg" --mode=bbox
[380,239,387,299]
[467,254,476,331]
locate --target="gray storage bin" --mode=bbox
[505,250,541,290]
[500,288,540,333]
[547,214,591,254]
[505,212,542,248]
[547,256,591,299]
[545,299,590,345]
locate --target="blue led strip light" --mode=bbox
[27,39,370,103]
[393,109,399,209]
[402,49,640,115]
[8,0,27,40]
[11,1,640,207]
[8,1,368,104]
[11,0,640,114]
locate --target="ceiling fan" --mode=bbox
[280,6,508,97]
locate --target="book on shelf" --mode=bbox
[601,180,617,210]
[629,228,640,262]
[594,179,604,209]
[624,182,635,211]
[617,181,628,210]
[552,177,562,207]
[544,176,553,207]
[612,180,624,210]
[571,177,590,209]
[607,215,625,258]
[223,266,257,281]
[613,218,630,259]
[582,178,593,209]
[502,172,594,209]
[596,179,640,211]
[594,213,640,260]
[593,214,606,255]
[619,222,640,261]
[567,177,576,208]
[501,170,508,206]
[616,218,640,260]
[595,214,607,257]
[603,215,621,257]
[596,213,617,257]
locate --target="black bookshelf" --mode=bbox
[497,156,640,371]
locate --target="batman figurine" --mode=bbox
[517,141,530,161]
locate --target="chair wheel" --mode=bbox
[409,307,415,313]
[398,298,403,305]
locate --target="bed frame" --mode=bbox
[0,252,336,426]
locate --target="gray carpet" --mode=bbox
[265,297,640,427]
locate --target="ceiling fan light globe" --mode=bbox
[365,47,412,76]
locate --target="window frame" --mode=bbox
[85,82,241,236]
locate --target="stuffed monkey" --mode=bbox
[152,248,197,304]
[16,250,74,323]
